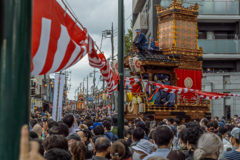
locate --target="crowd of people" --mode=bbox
[19,110,240,160]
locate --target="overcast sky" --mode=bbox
[56,0,132,100]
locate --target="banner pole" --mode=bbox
[56,71,62,121]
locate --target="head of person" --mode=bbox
[132,127,145,142]
[66,133,81,149]
[132,139,154,160]
[200,118,208,128]
[146,157,168,160]
[229,127,240,147]
[58,122,69,137]
[77,129,91,142]
[179,128,188,147]
[153,75,158,82]
[153,126,174,148]
[124,119,128,126]
[30,119,38,128]
[234,115,238,120]
[48,126,62,136]
[70,141,86,160]
[42,117,48,130]
[218,127,228,139]
[48,121,59,129]
[95,137,111,157]
[102,120,111,132]
[186,127,202,150]
[177,125,186,133]
[136,121,149,135]
[173,118,180,126]
[91,135,103,154]
[150,37,154,42]
[207,68,210,71]
[157,121,167,127]
[194,118,200,123]
[135,29,141,35]
[63,114,74,128]
[166,117,174,126]
[110,141,126,160]
[194,132,223,160]
[93,125,104,136]
[112,114,118,126]
[167,150,185,160]
[118,139,132,159]
[214,116,219,122]
[134,118,141,124]
[29,131,39,139]
[32,124,42,137]
[212,120,219,130]
[43,135,68,152]
[44,148,72,160]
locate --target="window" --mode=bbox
[148,0,151,10]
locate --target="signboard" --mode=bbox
[30,78,38,97]
[31,97,34,113]
[52,74,65,121]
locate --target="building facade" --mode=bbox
[132,0,240,117]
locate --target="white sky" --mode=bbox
[56,0,132,100]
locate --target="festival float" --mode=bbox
[77,90,85,111]
[124,1,210,121]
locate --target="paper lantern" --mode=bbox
[132,96,137,105]
[111,60,118,73]
[127,92,133,102]
[102,93,107,100]
[44,84,47,87]
[129,57,141,73]
[49,81,53,85]
[137,96,142,104]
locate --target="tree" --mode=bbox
[125,20,133,55]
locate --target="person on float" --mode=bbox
[149,37,159,50]
[135,29,148,52]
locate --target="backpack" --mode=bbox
[104,132,118,143]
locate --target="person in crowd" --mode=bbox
[44,148,72,160]
[214,116,219,122]
[63,114,79,134]
[48,126,62,136]
[194,132,223,160]
[102,120,118,143]
[47,120,59,130]
[219,127,240,159]
[58,122,70,137]
[173,118,180,126]
[206,68,213,73]
[92,137,111,160]
[135,121,149,140]
[111,114,119,136]
[207,122,215,133]
[132,139,154,160]
[212,120,219,133]
[135,29,148,52]
[79,124,89,130]
[177,125,186,133]
[200,118,208,130]
[157,121,167,127]
[166,117,177,136]
[167,150,185,160]
[129,127,145,154]
[110,141,126,160]
[90,122,103,130]
[32,124,44,140]
[221,116,226,124]
[218,127,228,145]
[30,119,38,128]
[93,125,105,136]
[178,128,188,153]
[43,135,68,152]
[30,131,39,139]
[118,139,132,160]
[124,119,129,131]
[91,135,103,156]
[66,133,81,151]
[143,126,174,160]
[184,127,202,160]
[77,129,93,159]
[43,118,49,132]
[194,118,200,123]
[70,141,86,160]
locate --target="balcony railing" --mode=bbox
[198,39,240,54]
[160,0,239,15]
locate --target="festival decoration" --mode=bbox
[129,57,141,73]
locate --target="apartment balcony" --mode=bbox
[198,39,240,60]
[133,0,146,14]
[160,0,239,15]
[132,12,148,41]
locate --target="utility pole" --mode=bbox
[89,68,98,109]
[118,0,124,139]
[87,75,88,106]
[111,22,115,111]
[0,0,32,159]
